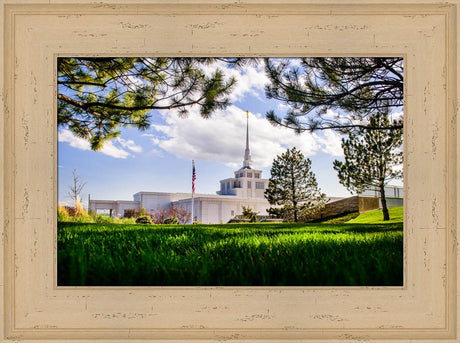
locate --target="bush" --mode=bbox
[123,209,137,218]
[94,215,115,224]
[136,215,153,224]
[58,205,71,222]
[138,207,148,216]
[164,216,179,224]
[64,206,77,217]
[151,205,191,224]
[241,205,259,222]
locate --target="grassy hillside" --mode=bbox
[58,221,403,287]
[347,207,403,224]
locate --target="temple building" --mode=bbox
[89,114,404,223]
[89,114,272,223]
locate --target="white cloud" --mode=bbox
[276,102,291,112]
[313,130,344,157]
[148,148,164,157]
[100,141,132,159]
[58,129,91,151]
[201,60,269,102]
[118,138,142,153]
[390,110,404,121]
[58,129,133,159]
[147,106,325,169]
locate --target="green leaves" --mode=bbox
[58,57,237,150]
[333,110,403,220]
[334,110,403,193]
[241,206,259,222]
[265,147,326,222]
[264,57,404,133]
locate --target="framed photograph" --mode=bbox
[0,0,458,341]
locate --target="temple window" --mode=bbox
[256,182,265,189]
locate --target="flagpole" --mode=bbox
[191,160,195,224]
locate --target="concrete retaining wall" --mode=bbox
[316,196,389,220]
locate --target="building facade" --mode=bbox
[89,114,272,223]
[88,115,404,223]
[360,185,404,207]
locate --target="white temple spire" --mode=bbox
[243,111,253,169]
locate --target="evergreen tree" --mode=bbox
[58,57,237,150]
[265,148,326,222]
[264,57,403,133]
[333,111,403,221]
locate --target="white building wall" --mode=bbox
[360,185,403,198]
[217,171,268,200]
[89,200,140,218]
[116,202,140,217]
[193,201,201,223]
[134,192,194,213]
[203,202,220,224]
[174,196,271,224]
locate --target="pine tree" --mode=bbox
[265,147,326,222]
[58,57,237,150]
[333,111,403,221]
[264,57,403,133]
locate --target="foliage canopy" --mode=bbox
[333,110,403,220]
[264,57,404,133]
[58,57,238,150]
[265,147,326,222]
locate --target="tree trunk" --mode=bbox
[293,201,298,222]
[379,183,390,221]
[291,167,297,222]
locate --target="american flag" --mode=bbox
[192,160,196,194]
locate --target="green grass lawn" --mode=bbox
[58,221,403,287]
[347,207,403,224]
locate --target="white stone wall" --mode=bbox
[135,192,192,213]
[174,196,271,224]
[89,200,139,218]
[115,202,140,217]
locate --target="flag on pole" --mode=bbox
[192,160,196,194]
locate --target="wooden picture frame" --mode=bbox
[0,0,458,341]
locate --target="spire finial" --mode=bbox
[243,111,252,168]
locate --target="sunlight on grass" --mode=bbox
[58,221,403,286]
[347,207,403,224]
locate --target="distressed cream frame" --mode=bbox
[0,0,458,342]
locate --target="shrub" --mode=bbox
[123,209,137,218]
[136,215,153,224]
[57,205,71,222]
[241,205,259,222]
[138,207,148,216]
[164,216,179,224]
[151,204,191,224]
[64,206,77,217]
[95,215,114,224]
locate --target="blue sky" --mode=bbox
[58,59,402,207]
